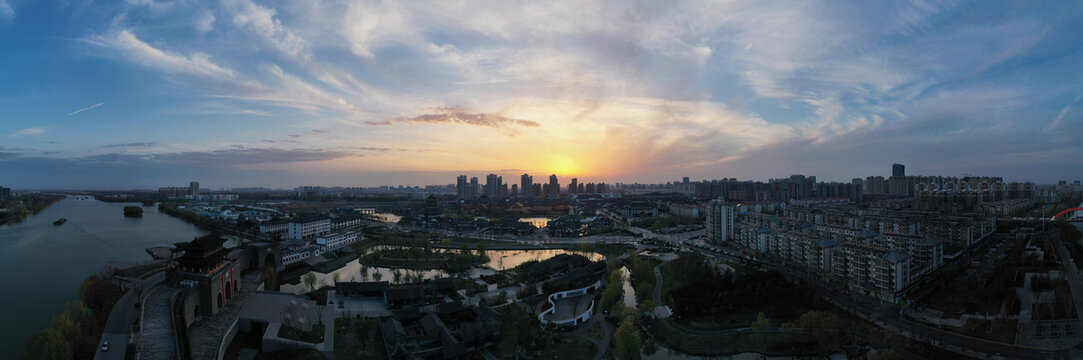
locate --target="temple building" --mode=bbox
[170,235,243,324]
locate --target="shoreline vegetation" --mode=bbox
[0,194,66,226]
[25,275,124,360]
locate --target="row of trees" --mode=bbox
[26,275,124,360]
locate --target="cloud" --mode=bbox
[369,110,540,136]
[101,142,155,148]
[224,0,309,59]
[83,147,351,166]
[11,128,45,137]
[0,0,11,19]
[67,102,104,116]
[88,30,237,79]
[195,10,215,34]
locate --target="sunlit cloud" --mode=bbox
[1,0,1082,187]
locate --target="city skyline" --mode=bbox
[3,1,1083,188]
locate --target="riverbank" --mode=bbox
[0,194,66,225]
[0,197,212,358]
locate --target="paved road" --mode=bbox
[95,272,166,360]
[94,291,136,360]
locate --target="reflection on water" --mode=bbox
[0,197,213,357]
[620,266,637,308]
[281,247,603,294]
[643,346,818,360]
[518,217,552,228]
[373,213,402,223]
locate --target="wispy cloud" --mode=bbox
[11,128,45,137]
[0,0,12,19]
[67,102,104,116]
[101,142,155,148]
[368,110,540,136]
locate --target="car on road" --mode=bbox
[101,340,110,352]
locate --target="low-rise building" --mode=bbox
[259,220,288,234]
[316,230,362,251]
[287,215,331,240]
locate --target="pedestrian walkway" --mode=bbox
[187,273,261,360]
[138,286,179,360]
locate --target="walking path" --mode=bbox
[569,312,611,360]
[138,286,179,360]
[187,273,261,360]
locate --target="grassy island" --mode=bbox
[123,206,143,217]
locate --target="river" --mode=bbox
[0,197,216,357]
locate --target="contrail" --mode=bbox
[67,102,103,116]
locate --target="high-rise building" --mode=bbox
[0,186,10,201]
[511,184,519,197]
[548,174,559,199]
[521,174,533,198]
[190,181,200,197]
[570,178,578,194]
[469,177,479,199]
[683,177,690,183]
[893,163,905,177]
[456,175,468,199]
[485,174,502,199]
[706,198,735,243]
[532,183,542,197]
[866,176,886,195]
[578,183,585,193]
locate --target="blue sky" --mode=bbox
[1,0,1081,189]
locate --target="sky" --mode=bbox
[1,0,1082,189]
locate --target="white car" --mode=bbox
[101,340,110,352]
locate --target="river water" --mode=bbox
[0,197,214,356]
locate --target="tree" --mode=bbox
[52,301,87,347]
[751,312,771,348]
[123,206,143,217]
[753,312,771,329]
[262,265,279,291]
[601,269,624,311]
[476,241,489,261]
[360,266,370,282]
[791,311,842,352]
[638,300,656,317]
[373,271,383,282]
[867,349,902,360]
[304,273,318,293]
[332,272,341,285]
[25,329,71,360]
[614,318,641,360]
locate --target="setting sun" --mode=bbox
[547,155,581,176]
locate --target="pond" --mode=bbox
[644,343,827,360]
[518,217,553,228]
[373,213,402,223]
[280,246,603,294]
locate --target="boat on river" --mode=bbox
[53,218,67,225]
